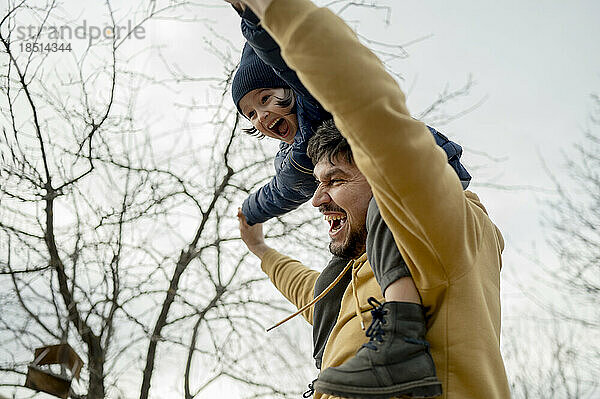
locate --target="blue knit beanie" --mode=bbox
[232,43,289,114]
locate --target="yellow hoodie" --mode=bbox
[261,250,384,399]
[260,0,511,398]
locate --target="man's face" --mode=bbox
[238,88,298,144]
[312,156,372,259]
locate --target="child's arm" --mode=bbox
[242,146,318,225]
[230,7,329,224]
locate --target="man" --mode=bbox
[236,0,510,398]
[238,120,442,399]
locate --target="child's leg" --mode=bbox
[365,198,421,305]
[314,198,442,399]
[383,276,420,303]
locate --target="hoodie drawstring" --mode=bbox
[266,253,368,332]
[267,259,354,331]
[351,262,366,330]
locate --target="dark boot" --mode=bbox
[314,298,442,399]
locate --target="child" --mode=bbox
[231,5,471,398]
[232,42,330,225]
[232,42,470,226]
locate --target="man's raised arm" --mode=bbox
[239,0,492,285]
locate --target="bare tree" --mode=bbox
[538,92,600,397]
[0,1,318,398]
[0,1,500,398]
[503,92,600,399]
[542,93,600,327]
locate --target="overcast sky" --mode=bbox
[369,0,600,294]
[297,0,600,280]
[2,0,598,396]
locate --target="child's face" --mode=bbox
[239,88,299,144]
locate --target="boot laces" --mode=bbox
[302,378,317,397]
[362,297,387,350]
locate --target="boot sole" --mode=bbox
[314,376,442,399]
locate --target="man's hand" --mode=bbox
[224,0,246,14]
[225,0,273,20]
[238,208,271,259]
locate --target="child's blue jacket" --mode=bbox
[240,10,330,224]
[238,9,471,225]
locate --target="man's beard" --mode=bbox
[329,223,367,259]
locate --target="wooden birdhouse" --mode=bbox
[24,344,83,399]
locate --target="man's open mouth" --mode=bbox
[268,117,289,138]
[324,213,347,235]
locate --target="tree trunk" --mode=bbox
[87,337,105,399]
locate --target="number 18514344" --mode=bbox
[19,42,72,52]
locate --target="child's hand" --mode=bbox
[237,208,271,259]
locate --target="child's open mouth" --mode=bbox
[268,117,289,138]
[324,213,347,237]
